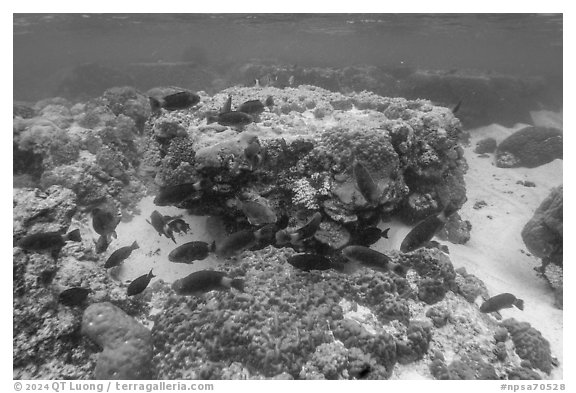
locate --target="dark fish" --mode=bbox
[353,160,380,205]
[342,245,406,275]
[18,229,81,252]
[94,235,110,254]
[164,217,191,234]
[206,111,253,127]
[221,95,232,113]
[215,229,256,258]
[276,212,322,246]
[169,241,214,263]
[238,99,265,116]
[91,208,120,240]
[149,91,200,112]
[480,293,524,313]
[236,199,276,226]
[59,287,90,306]
[127,269,155,296]
[104,241,139,268]
[400,204,459,253]
[172,270,244,296]
[154,180,211,206]
[452,99,463,115]
[146,210,176,243]
[265,96,274,108]
[287,254,332,272]
[244,137,265,170]
[355,227,390,246]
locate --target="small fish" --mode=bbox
[164,217,191,234]
[154,180,211,206]
[354,227,390,246]
[342,245,406,275]
[287,254,332,272]
[236,199,277,226]
[400,204,459,253]
[127,269,155,296]
[452,99,463,115]
[480,293,524,313]
[172,270,244,296]
[147,210,176,243]
[244,137,266,170]
[288,75,295,86]
[94,235,110,254]
[169,241,214,263]
[254,78,261,88]
[149,91,200,113]
[215,229,256,258]
[353,160,381,205]
[276,212,322,246]
[59,287,90,306]
[104,241,139,268]
[91,208,120,241]
[221,95,232,113]
[206,111,253,128]
[238,99,265,116]
[264,96,274,109]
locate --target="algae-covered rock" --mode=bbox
[501,318,553,374]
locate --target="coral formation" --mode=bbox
[496,127,562,168]
[521,186,562,266]
[501,318,553,374]
[81,302,153,379]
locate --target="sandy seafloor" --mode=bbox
[78,111,563,380]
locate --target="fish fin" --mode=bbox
[493,311,503,320]
[131,241,139,250]
[148,269,155,278]
[149,97,162,112]
[66,228,82,242]
[111,231,118,240]
[441,202,459,220]
[230,278,245,293]
[514,298,524,311]
[337,260,362,275]
[390,262,408,277]
[381,227,390,239]
[145,219,152,226]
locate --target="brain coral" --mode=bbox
[81,302,153,379]
[501,318,553,374]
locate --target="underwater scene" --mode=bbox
[13,14,563,380]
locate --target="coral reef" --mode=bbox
[495,127,562,168]
[81,302,154,379]
[454,267,489,303]
[521,186,562,266]
[437,212,472,244]
[501,318,553,374]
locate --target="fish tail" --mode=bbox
[514,298,524,311]
[131,241,139,250]
[66,228,82,242]
[149,97,162,112]
[230,278,245,293]
[381,228,390,239]
[452,99,463,114]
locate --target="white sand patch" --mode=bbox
[102,196,225,286]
